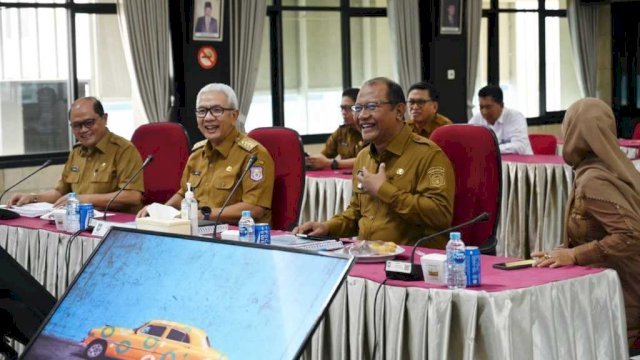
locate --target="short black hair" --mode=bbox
[204,1,212,9]
[69,96,105,119]
[342,88,359,102]
[478,85,503,105]
[407,81,440,102]
[362,77,405,105]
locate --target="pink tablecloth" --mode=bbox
[306,169,352,179]
[348,246,605,293]
[501,153,566,164]
[0,213,135,237]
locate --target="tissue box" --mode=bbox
[136,217,191,235]
[420,253,447,285]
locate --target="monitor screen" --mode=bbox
[21,227,353,360]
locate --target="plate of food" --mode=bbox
[335,240,404,263]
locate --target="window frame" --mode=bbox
[265,0,386,143]
[482,0,568,126]
[0,1,117,169]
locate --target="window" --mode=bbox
[166,329,190,343]
[478,0,580,124]
[0,1,135,167]
[140,325,165,337]
[246,0,392,141]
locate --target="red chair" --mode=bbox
[131,123,190,205]
[430,124,502,254]
[528,134,558,155]
[633,122,640,140]
[248,127,306,231]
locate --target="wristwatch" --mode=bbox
[201,206,211,220]
[331,158,339,170]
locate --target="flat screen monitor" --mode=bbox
[20,227,353,360]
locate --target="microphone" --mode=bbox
[0,160,53,220]
[212,154,258,238]
[102,154,153,220]
[385,212,490,281]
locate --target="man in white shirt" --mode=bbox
[468,85,533,155]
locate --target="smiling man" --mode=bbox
[406,81,452,138]
[8,97,145,213]
[137,83,275,224]
[294,77,455,247]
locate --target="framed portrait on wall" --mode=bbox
[440,0,462,35]
[193,0,224,42]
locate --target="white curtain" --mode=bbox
[116,0,172,123]
[466,0,482,120]
[387,0,422,92]
[230,0,267,132]
[567,0,599,97]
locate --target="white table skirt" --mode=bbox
[0,225,628,360]
[301,160,640,259]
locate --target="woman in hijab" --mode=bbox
[532,98,640,345]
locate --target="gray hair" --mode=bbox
[196,83,238,109]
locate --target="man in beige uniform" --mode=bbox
[406,81,452,139]
[8,97,144,213]
[137,83,275,224]
[295,77,455,248]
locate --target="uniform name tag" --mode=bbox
[70,166,79,173]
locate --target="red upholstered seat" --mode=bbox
[248,127,305,231]
[633,122,640,140]
[430,124,502,254]
[528,134,558,155]
[131,122,190,205]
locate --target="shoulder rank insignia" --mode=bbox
[191,139,207,151]
[237,137,258,152]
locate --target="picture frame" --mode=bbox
[440,0,462,35]
[193,0,224,42]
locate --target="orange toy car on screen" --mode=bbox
[81,319,227,360]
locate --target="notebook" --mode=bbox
[21,227,353,360]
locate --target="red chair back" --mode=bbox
[430,124,502,253]
[633,122,640,140]
[528,134,557,155]
[248,127,305,231]
[131,123,190,205]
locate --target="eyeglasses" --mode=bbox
[351,101,394,113]
[69,118,97,131]
[407,99,433,107]
[339,105,352,111]
[195,106,235,118]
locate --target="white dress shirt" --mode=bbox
[468,107,533,155]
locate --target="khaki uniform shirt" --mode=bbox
[321,124,364,159]
[407,113,453,139]
[55,130,145,213]
[181,127,275,224]
[326,125,455,248]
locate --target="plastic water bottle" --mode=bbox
[65,192,80,233]
[446,231,466,289]
[238,210,255,242]
[181,182,198,235]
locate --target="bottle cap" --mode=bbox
[185,182,194,199]
[450,231,461,240]
[241,210,251,218]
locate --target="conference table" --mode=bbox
[0,216,628,359]
[301,156,640,259]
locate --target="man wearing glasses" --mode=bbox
[8,97,144,213]
[406,81,452,139]
[137,83,275,224]
[294,77,455,248]
[306,88,363,170]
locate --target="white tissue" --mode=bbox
[146,202,181,219]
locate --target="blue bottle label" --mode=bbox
[453,250,465,264]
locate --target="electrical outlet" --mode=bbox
[447,69,455,80]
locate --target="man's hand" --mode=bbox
[532,248,577,268]
[306,154,331,170]
[292,221,329,236]
[136,206,149,218]
[7,193,34,207]
[52,194,70,208]
[357,163,387,196]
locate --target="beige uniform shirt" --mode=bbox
[326,125,455,248]
[180,127,275,224]
[321,124,364,159]
[55,130,145,213]
[407,113,453,139]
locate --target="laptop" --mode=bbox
[20,227,354,360]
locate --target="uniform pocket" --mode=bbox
[215,174,235,190]
[91,165,115,183]
[65,171,80,184]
